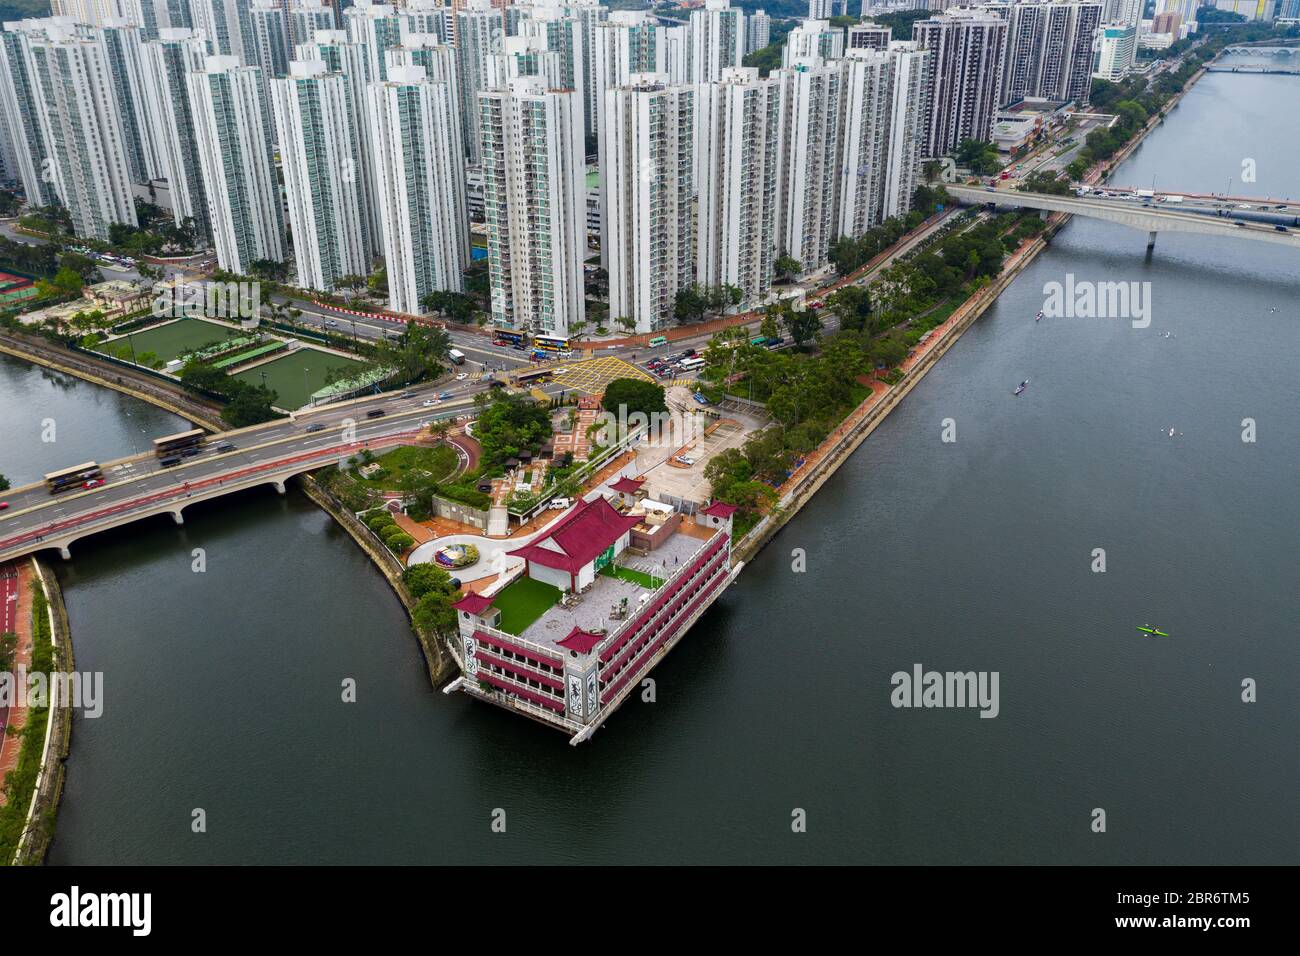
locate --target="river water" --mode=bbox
[2,71,1295,864]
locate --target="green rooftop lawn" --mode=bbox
[230,347,364,409]
[99,317,242,363]
[351,444,459,491]
[600,564,660,589]
[492,577,562,636]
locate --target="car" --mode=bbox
[399,390,415,398]
[306,423,326,432]
[323,319,339,328]
[422,399,438,407]
[83,478,105,489]
[0,502,9,510]
[656,368,672,378]
[455,372,468,381]
[681,348,697,358]
[365,408,386,419]
[1274,225,1289,233]
[674,455,696,466]
[548,497,573,510]
[487,379,506,389]
[181,446,201,457]
[215,442,236,453]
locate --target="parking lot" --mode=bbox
[634,387,770,505]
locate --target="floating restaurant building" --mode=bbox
[444,494,742,743]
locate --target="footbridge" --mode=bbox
[946,185,1300,250]
[0,388,478,564]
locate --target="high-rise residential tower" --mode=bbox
[271,59,370,291]
[603,74,694,334]
[695,66,780,307]
[188,54,285,272]
[912,9,1007,157]
[480,75,586,336]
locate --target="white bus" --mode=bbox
[678,357,706,372]
[447,348,466,365]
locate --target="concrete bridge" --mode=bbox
[1207,65,1300,74]
[0,388,478,564]
[946,185,1300,251]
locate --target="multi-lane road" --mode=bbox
[0,382,483,561]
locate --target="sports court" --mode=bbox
[231,347,366,409]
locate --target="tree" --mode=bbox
[614,315,635,334]
[221,383,280,427]
[787,307,823,348]
[827,286,872,333]
[421,290,476,324]
[412,588,458,636]
[0,473,9,492]
[404,563,457,600]
[774,255,801,282]
[601,377,667,418]
[955,139,1001,177]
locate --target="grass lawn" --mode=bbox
[351,444,459,491]
[98,317,241,363]
[491,577,562,636]
[601,564,660,589]
[231,347,364,409]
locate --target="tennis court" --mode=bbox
[230,347,365,409]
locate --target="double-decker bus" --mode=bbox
[492,329,527,347]
[533,334,569,353]
[514,367,553,387]
[152,428,206,458]
[45,462,103,494]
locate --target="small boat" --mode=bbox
[1035,310,1044,322]
[1136,625,1169,638]
[1013,379,1029,395]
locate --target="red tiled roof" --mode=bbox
[609,476,644,494]
[701,501,739,518]
[556,626,604,654]
[508,496,641,573]
[453,592,496,614]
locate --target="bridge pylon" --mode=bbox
[1147,230,1157,251]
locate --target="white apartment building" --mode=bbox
[248,0,291,79]
[455,0,500,164]
[296,28,384,267]
[368,63,468,313]
[879,40,927,221]
[912,9,1008,157]
[695,66,780,307]
[847,22,891,51]
[0,21,57,207]
[288,1,339,50]
[344,0,407,82]
[271,60,370,292]
[603,74,695,334]
[188,55,284,272]
[746,8,770,54]
[101,18,164,182]
[191,0,251,61]
[688,0,745,84]
[783,19,845,68]
[994,0,1103,106]
[1094,24,1136,81]
[480,76,587,336]
[773,57,843,274]
[26,24,139,239]
[486,33,564,88]
[139,27,210,237]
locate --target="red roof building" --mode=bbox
[556,627,605,654]
[508,496,641,592]
[608,475,644,495]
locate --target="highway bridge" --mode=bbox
[946,185,1300,250]
[0,386,480,564]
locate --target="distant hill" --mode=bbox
[0,1,50,24]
